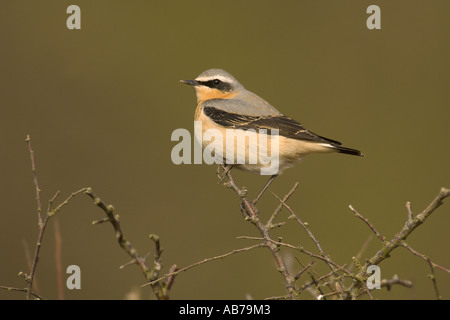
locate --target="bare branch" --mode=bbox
[47,191,60,214]
[406,202,413,221]
[26,215,49,299]
[348,205,386,242]
[252,175,277,205]
[143,244,265,287]
[294,260,315,281]
[4,136,447,300]
[347,187,450,299]
[401,243,450,274]
[237,236,349,275]
[272,192,342,278]
[266,182,299,228]
[84,188,171,300]
[348,234,374,273]
[53,219,64,300]
[166,264,179,291]
[381,274,414,291]
[426,259,441,300]
[25,135,42,226]
[219,165,297,300]
[0,285,45,300]
[49,188,88,217]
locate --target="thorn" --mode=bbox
[92,217,111,225]
[120,259,137,270]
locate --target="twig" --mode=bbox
[47,191,60,215]
[0,285,45,300]
[380,274,413,291]
[309,274,326,299]
[149,234,163,281]
[348,205,386,242]
[25,187,88,300]
[143,244,264,287]
[217,164,233,184]
[264,294,290,300]
[426,258,441,300]
[26,215,49,299]
[401,243,450,273]
[295,258,337,295]
[85,188,172,300]
[49,189,87,217]
[272,192,325,254]
[294,260,315,281]
[25,135,42,226]
[22,135,90,300]
[220,165,296,300]
[252,175,277,205]
[54,219,64,300]
[21,239,39,294]
[296,272,351,298]
[347,187,450,299]
[7,136,447,300]
[266,182,299,228]
[317,290,342,300]
[272,192,342,278]
[361,281,374,300]
[356,274,413,298]
[236,236,349,275]
[348,234,374,273]
[406,202,413,221]
[166,264,179,291]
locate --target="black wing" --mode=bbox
[203,106,343,145]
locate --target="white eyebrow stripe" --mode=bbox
[195,75,234,83]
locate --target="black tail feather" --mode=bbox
[334,145,364,157]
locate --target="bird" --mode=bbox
[180,68,363,190]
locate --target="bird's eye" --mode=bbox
[212,79,222,86]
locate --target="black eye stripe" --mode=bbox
[197,79,232,92]
[197,80,220,87]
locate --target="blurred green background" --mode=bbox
[0,0,449,300]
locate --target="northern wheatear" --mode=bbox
[180,69,363,177]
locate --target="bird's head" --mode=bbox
[180,69,243,102]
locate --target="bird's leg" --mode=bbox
[252,174,278,205]
[216,164,222,179]
[217,164,234,184]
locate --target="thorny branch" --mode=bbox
[219,165,297,300]
[1,137,448,300]
[25,136,88,300]
[144,244,265,287]
[215,165,449,300]
[0,136,89,299]
[85,189,177,300]
[1,136,176,300]
[346,187,450,299]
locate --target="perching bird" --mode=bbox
[180,68,363,178]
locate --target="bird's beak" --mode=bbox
[179,79,199,86]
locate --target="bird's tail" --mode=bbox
[333,145,364,157]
